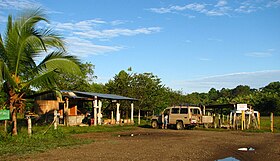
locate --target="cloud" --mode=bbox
[73,27,161,39]
[267,0,280,7]
[149,1,280,17]
[216,0,228,7]
[245,52,272,58]
[245,49,275,58]
[208,38,223,42]
[64,37,123,57]
[54,20,161,39]
[51,19,161,56]
[149,7,171,14]
[172,70,280,93]
[0,0,41,10]
[54,19,106,32]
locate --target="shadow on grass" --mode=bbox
[138,124,152,128]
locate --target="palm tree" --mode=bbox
[0,9,81,135]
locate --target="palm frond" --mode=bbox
[0,59,17,88]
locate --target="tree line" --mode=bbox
[47,64,280,116]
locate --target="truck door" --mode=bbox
[180,108,189,124]
[190,107,202,124]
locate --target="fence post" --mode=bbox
[54,110,57,130]
[241,110,245,130]
[27,116,32,137]
[257,112,261,129]
[271,112,274,133]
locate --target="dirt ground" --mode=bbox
[7,127,280,161]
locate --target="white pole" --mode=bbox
[116,103,120,124]
[98,100,102,125]
[65,98,69,126]
[131,103,134,124]
[27,116,32,137]
[138,109,141,125]
[94,96,98,126]
[111,111,114,124]
[54,110,57,130]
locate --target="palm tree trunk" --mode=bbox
[11,108,18,135]
[8,92,19,136]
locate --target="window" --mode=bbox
[191,109,200,114]
[180,108,188,114]
[171,108,179,114]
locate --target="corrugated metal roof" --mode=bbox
[72,91,137,101]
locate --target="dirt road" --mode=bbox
[8,128,280,161]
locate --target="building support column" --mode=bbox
[98,100,102,125]
[138,109,141,125]
[94,96,98,126]
[116,103,120,124]
[131,102,134,124]
[65,98,69,126]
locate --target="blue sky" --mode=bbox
[0,0,280,93]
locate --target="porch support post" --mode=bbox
[65,97,69,126]
[116,103,120,124]
[94,96,98,126]
[131,102,134,124]
[98,100,102,125]
[138,109,141,125]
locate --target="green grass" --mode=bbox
[0,124,136,158]
[259,116,280,133]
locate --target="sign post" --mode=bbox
[0,110,10,120]
[0,110,10,133]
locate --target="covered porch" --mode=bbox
[61,91,138,126]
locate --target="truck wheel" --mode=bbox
[176,121,184,130]
[151,120,158,129]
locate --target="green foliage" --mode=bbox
[105,69,185,113]
[185,81,280,116]
[55,62,96,91]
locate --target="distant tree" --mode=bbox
[254,93,280,115]
[208,88,219,104]
[55,62,96,91]
[232,85,252,97]
[106,69,132,96]
[261,81,280,94]
[130,72,164,112]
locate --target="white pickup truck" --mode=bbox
[151,106,213,130]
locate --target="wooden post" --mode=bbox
[116,103,120,124]
[241,110,245,130]
[233,113,236,130]
[218,114,221,128]
[94,96,98,126]
[4,120,7,133]
[271,112,274,133]
[98,100,102,125]
[111,111,114,124]
[229,112,233,128]
[131,103,134,124]
[138,109,141,125]
[213,114,216,129]
[258,112,261,129]
[27,116,32,137]
[54,110,57,130]
[65,98,69,126]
